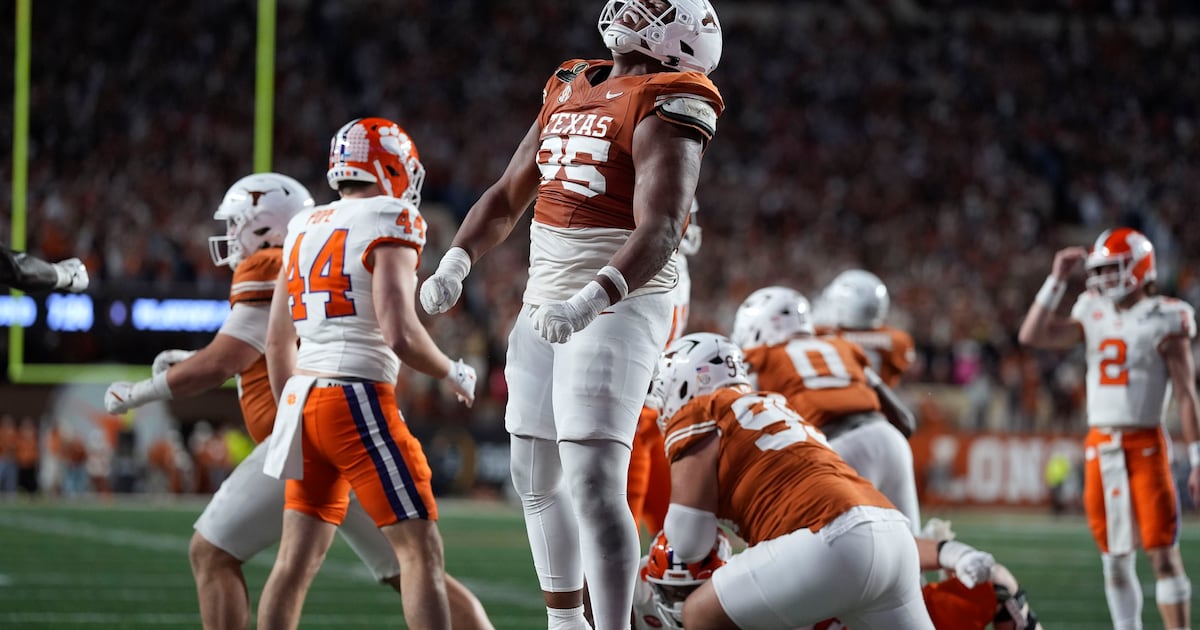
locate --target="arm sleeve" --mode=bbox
[663,503,718,563]
[0,247,60,291]
[216,303,270,353]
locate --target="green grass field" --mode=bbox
[1,499,1197,629]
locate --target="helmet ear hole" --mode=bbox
[678,381,688,401]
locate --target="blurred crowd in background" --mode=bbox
[1,0,1199,478]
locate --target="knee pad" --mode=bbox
[1155,575,1191,605]
[559,440,631,518]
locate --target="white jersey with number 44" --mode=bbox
[1070,292,1196,428]
[282,196,427,385]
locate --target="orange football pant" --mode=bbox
[1083,426,1179,553]
[285,381,437,526]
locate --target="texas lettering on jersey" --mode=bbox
[534,59,723,230]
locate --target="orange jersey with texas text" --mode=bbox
[534,59,722,230]
[819,326,915,388]
[743,337,881,428]
[662,389,893,545]
[228,247,279,443]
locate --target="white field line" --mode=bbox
[0,512,542,610]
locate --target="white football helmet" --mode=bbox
[598,0,722,75]
[208,173,314,269]
[658,332,750,422]
[1085,227,1156,300]
[730,286,813,350]
[824,269,890,330]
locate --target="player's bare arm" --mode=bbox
[1162,334,1200,504]
[1017,245,1088,349]
[164,332,261,398]
[450,122,542,262]
[602,115,705,302]
[374,243,451,378]
[265,268,298,402]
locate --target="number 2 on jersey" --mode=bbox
[286,230,357,321]
[1098,338,1129,386]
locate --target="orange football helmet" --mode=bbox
[643,528,732,627]
[1085,227,1156,300]
[327,117,425,206]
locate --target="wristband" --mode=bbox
[937,540,974,570]
[597,265,629,302]
[1035,276,1067,309]
[131,371,174,406]
[1189,442,1200,469]
[436,247,472,282]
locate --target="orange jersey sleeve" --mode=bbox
[663,389,893,545]
[534,60,723,230]
[229,247,282,306]
[832,326,915,388]
[238,357,276,444]
[743,337,880,427]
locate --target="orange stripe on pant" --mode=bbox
[627,406,670,536]
[1083,426,1178,553]
[285,382,437,527]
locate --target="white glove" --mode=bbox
[152,349,197,376]
[104,373,172,414]
[442,358,477,407]
[938,540,994,589]
[53,258,89,293]
[531,281,610,344]
[420,247,471,315]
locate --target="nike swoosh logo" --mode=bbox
[605,91,623,99]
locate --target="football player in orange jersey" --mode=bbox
[259,119,485,630]
[817,269,916,388]
[731,286,921,534]
[1019,228,1198,630]
[419,2,724,629]
[652,332,933,629]
[0,245,88,292]
[104,172,491,630]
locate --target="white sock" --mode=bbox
[547,605,589,630]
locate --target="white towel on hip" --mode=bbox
[1098,434,1134,555]
[263,375,316,480]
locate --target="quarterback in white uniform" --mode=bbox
[1019,227,1199,630]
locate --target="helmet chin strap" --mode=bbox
[604,27,641,54]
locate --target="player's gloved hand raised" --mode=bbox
[442,358,477,407]
[938,540,994,589]
[531,281,610,344]
[104,373,172,415]
[152,349,197,376]
[104,382,136,414]
[420,247,472,315]
[53,258,89,293]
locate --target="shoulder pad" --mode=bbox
[656,96,718,139]
[555,60,591,84]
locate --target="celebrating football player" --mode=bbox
[255,118,486,630]
[1019,227,1197,630]
[419,2,724,628]
[103,172,491,630]
[652,332,933,629]
[0,246,88,293]
[731,286,921,533]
